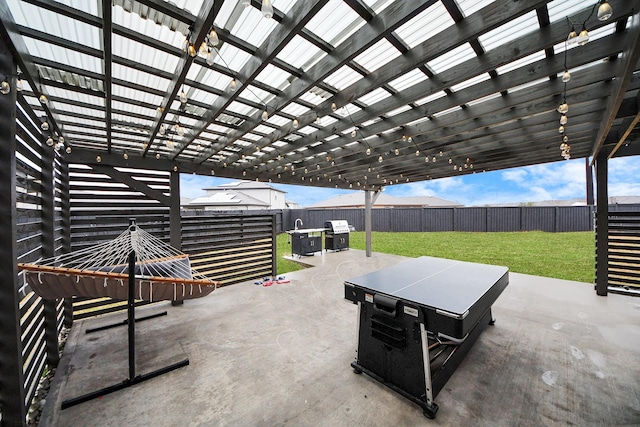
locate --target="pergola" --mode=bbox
[1,0,639,425]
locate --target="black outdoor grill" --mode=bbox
[324,220,350,251]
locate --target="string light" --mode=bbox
[230,78,237,91]
[262,0,273,19]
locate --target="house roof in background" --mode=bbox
[186,189,269,207]
[204,180,286,193]
[308,192,462,208]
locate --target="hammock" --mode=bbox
[18,224,218,301]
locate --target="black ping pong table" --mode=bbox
[344,256,509,418]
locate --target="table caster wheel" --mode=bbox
[422,403,438,419]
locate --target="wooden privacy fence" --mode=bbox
[607,210,640,290]
[283,205,598,233]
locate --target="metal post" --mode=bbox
[585,157,595,205]
[595,150,609,296]
[170,171,183,306]
[365,190,372,257]
[0,38,28,425]
[128,221,137,379]
[41,138,60,368]
[59,158,73,327]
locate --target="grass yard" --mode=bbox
[276,231,595,284]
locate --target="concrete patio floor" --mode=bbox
[40,249,640,426]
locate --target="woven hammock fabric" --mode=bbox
[18,224,218,301]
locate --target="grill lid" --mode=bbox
[325,220,350,234]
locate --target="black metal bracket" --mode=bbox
[85,311,168,334]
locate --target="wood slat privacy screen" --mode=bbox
[607,209,640,289]
[14,96,68,412]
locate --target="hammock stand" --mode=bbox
[18,219,219,409]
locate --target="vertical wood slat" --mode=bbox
[0,39,28,425]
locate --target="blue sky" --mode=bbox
[180,155,640,207]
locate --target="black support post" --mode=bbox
[586,157,595,205]
[595,149,609,296]
[41,139,60,368]
[0,35,27,426]
[170,171,183,306]
[59,158,73,327]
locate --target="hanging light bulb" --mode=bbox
[206,50,214,66]
[209,29,220,46]
[179,87,188,103]
[292,118,299,128]
[558,125,565,133]
[156,106,163,118]
[567,27,577,45]
[597,1,613,21]
[425,156,429,163]
[577,26,589,46]
[560,114,568,125]
[39,94,47,104]
[41,121,49,131]
[261,0,273,19]
[65,146,72,154]
[315,115,321,125]
[156,153,161,159]
[562,70,571,83]
[177,124,185,137]
[58,136,64,144]
[415,150,420,156]
[378,155,383,163]
[46,136,54,146]
[366,147,371,156]
[230,78,237,91]
[199,41,208,56]
[262,108,268,120]
[123,152,129,160]
[432,156,436,162]
[448,158,452,164]
[96,155,102,162]
[394,148,399,155]
[15,75,22,92]
[557,102,569,114]
[439,150,443,156]
[187,43,197,57]
[331,102,337,111]
[351,129,357,137]
[0,80,9,95]
[563,135,569,143]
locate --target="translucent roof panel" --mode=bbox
[254,63,294,91]
[393,2,455,49]
[113,6,186,51]
[112,63,171,93]
[353,39,402,73]
[7,1,101,49]
[478,10,539,51]
[228,4,277,48]
[112,84,163,107]
[112,33,180,72]
[23,38,102,74]
[450,72,491,92]
[276,35,326,71]
[426,42,476,74]
[546,0,593,24]
[361,0,396,14]
[323,65,365,91]
[388,68,429,92]
[495,51,546,75]
[455,0,495,18]
[357,87,392,106]
[304,0,366,47]
[213,43,253,73]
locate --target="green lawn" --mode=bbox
[276,231,595,283]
